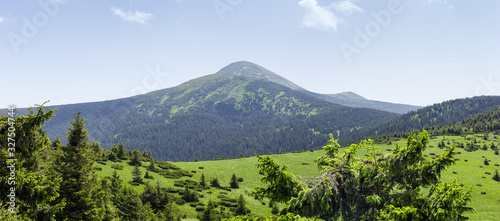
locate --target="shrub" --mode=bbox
[111,164,123,170]
[481,192,486,195]
[237,177,244,182]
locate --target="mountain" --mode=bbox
[345,96,500,143]
[218,61,421,114]
[1,73,399,161]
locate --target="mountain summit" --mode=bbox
[216,61,420,114]
[216,61,306,91]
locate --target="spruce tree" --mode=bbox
[52,111,105,220]
[148,159,157,172]
[234,194,250,215]
[132,165,143,184]
[493,170,500,182]
[129,150,142,166]
[0,105,64,220]
[200,173,207,189]
[230,173,239,189]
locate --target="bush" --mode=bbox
[237,177,244,182]
[111,164,124,170]
[195,206,205,212]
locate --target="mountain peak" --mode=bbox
[216,61,305,91]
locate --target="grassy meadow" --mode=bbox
[96,133,500,220]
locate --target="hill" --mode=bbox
[2,73,398,161]
[217,61,421,114]
[347,96,500,144]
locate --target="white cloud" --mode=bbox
[111,7,154,24]
[0,17,4,23]
[331,1,363,15]
[298,0,341,31]
[443,62,463,67]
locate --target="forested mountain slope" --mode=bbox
[2,74,398,161]
[345,96,500,144]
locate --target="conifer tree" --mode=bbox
[0,105,64,220]
[234,194,250,215]
[132,165,143,184]
[52,111,105,220]
[230,173,239,189]
[200,173,207,189]
[129,150,142,166]
[148,159,157,172]
[493,170,500,182]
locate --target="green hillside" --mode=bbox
[94,131,500,220]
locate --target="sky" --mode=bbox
[1,0,499,108]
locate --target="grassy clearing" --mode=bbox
[96,134,500,220]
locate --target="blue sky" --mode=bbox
[1,0,499,108]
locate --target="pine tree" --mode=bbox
[210,177,220,188]
[279,148,284,154]
[144,171,153,179]
[201,200,218,221]
[0,105,64,220]
[115,185,154,220]
[195,156,199,162]
[200,173,207,189]
[493,170,500,182]
[129,150,142,166]
[148,159,157,172]
[132,165,143,184]
[230,173,239,189]
[484,157,490,165]
[116,142,127,160]
[234,194,250,215]
[52,111,105,220]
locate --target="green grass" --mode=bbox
[96,134,500,220]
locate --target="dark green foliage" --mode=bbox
[230,173,239,189]
[129,150,142,166]
[195,156,199,162]
[111,164,124,170]
[348,97,500,144]
[257,131,473,220]
[132,165,143,184]
[493,170,500,182]
[484,158,490,166]
[253,155,303,203]
[0,105,64,220]
[279,148,284,154]
[200,200,219,221]
[211,177,221,188]
[200,173,208,189]
[115,185,155,220]
[51,111,105,220]
[234,194,250,216]
[160,202,183,221]
[141,181,175,213]
[182,186,199,203]
[271,203,280,214]
[148,159,157,172]
[144,171,154,179]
